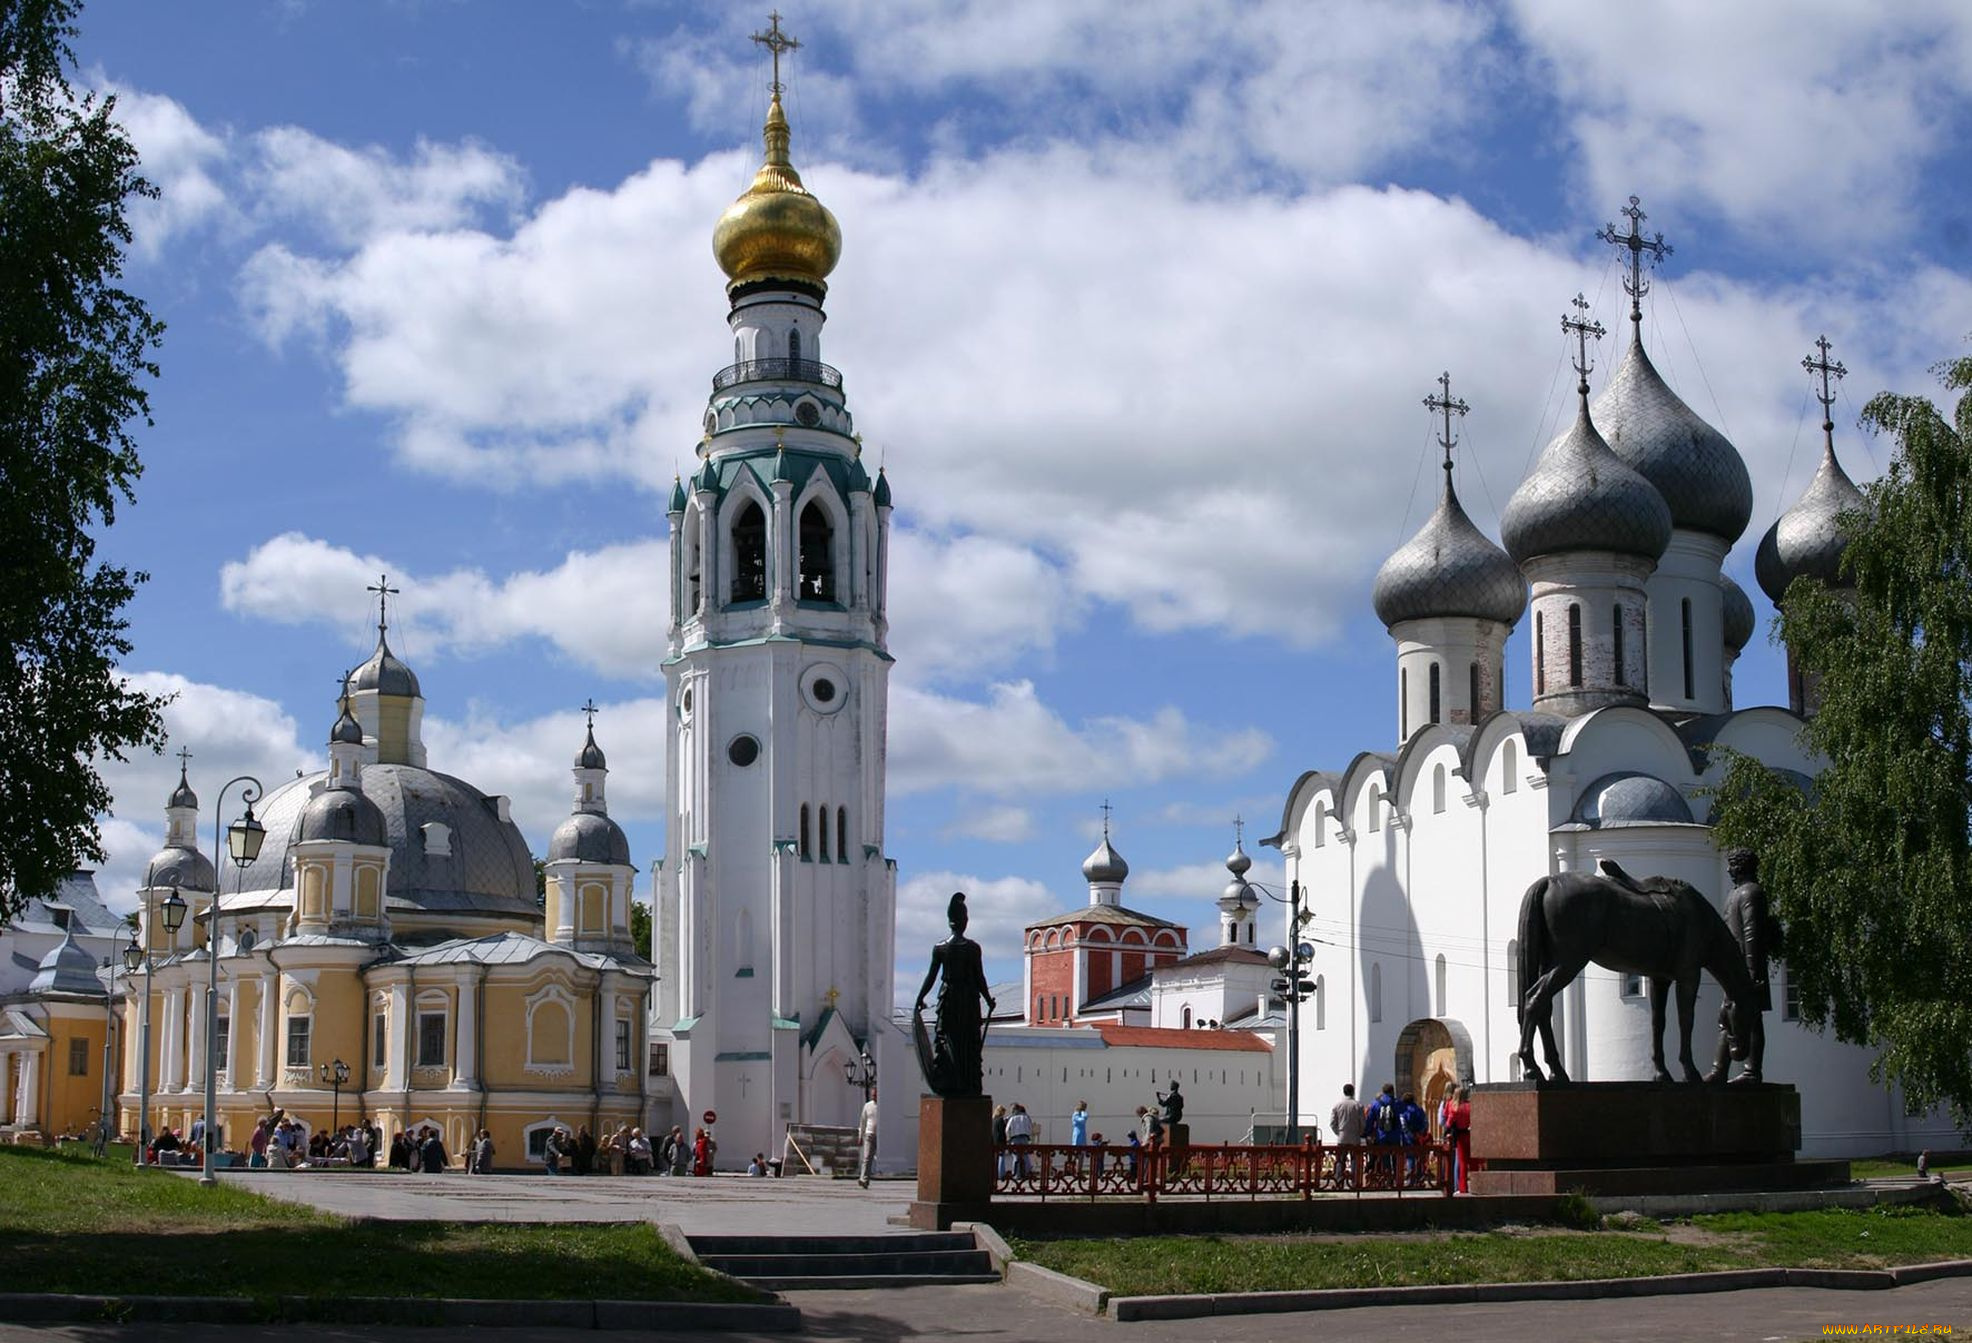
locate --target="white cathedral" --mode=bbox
[1264,214,1958,1158]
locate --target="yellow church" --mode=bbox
[113,610,655,1166]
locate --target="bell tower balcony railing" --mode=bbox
[712,358,842,393]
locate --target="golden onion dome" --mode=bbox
[712,94,840,293]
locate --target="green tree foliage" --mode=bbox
[1711,349,1972,1126]
[630,899,652,961]
[0,0,169,920]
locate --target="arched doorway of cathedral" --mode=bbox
[805,1047,859,1129]
[1393,1017,1473,1138]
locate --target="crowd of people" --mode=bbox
[1330,1081,1472,1191]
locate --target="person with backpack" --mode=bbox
[1367,1083,1400,1182]
[1398,1091,1429,1185]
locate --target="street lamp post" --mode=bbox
[1228,875,1316,1142]
[842,1045,876,1101]
[320,1058,350,1135]
[136,882,187,1166]
[97,931,141,1156]
[199,777,265,1188]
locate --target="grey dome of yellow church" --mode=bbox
[114,611,654,1168]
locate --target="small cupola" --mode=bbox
[346,575,427,767]
[1082,803,1129,906]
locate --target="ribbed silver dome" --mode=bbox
[351,634,421,698]
[297,785,390,847]
[1755,443,1867,603]
[331,704,364,745]
[1373,474,1526,627]
[575,726,607,770]
[1082,837,1129,884]
[1592,333,1753,544]
[548,811,631,865]
[1502,400,1672,564]
[1224,841,1252,878]
[167,764,198,810]
[1721,574,1755,652]
[145,842,215,893]
[1572,771,1694,827]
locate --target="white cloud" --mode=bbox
[219,531,669,680]
[940,805,1034,844]
[103,84,234,256]
[424,697,666,851]
[1126,859,1284,902]
[92,674,319,914]
[889,680,1274,799]
[894,869,1060,994]
[248,127,525,248]
[885,530,1077,682]
[1511,0,1972,246]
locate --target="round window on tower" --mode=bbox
[727,734,760,767]
[799,663,848,715]
[679,687,694,722]
[703,409,717,436]
[795,399,821,427]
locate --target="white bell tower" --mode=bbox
[654,17,901,1169]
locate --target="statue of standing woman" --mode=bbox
[913,892,996,1097]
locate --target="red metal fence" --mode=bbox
[990,1139,1455,1201]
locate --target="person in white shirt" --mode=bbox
[1331,1082,1366,1186]
[1004,1102,1035,1179]
[856,1088,879,1188]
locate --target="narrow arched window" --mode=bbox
[799,501,836,601]
[1313,800,1327,848]
[1428,662,1441,725]
[1507,939,1520,1008]
[818,805,831,862]
[787,326,801,363]
[798,804,811,860]
[1613,603,1626,686]
[1370,962,1383,1024]
[1400,667,1409,739]
[729,499,766,603]
[1501,740,1518,794]
[1435,953,1448,1016]
[1681,597,1694,700]
[1182,1006,1192,1030]
[836,808,848,863]
[1534,611,1546,694]
[1567,603,1583,687]
[1314,975,1326,1030]
[1468,662,1480,720]
[1432,763,1446,814]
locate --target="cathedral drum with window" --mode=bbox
[651,43,904,1170]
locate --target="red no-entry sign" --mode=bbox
[702,1110,717,1125]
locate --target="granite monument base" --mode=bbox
[908,1094,994,1230]
[1467,1081,1848,1196]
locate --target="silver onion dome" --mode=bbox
[1373,474,1526,627]
[1721,574,1755,652]
[1502,400,1672,564]
[296,784,390,847]
[1082,836,1129,884]
[145,842,216,893]
[575,726,607,770]
[1754,443,1867,604]
[1592,333,1753,544]
[331,701,364,745]
[167,763,198,810]
[351,634,421,698]
[548,810,632,865]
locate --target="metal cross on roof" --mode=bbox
[1423,370,1471,476]
[366,574,400,635]
[1099,798,1114,839]
[1597,195,1672,325]
[580,697,600,730]
[175,745,194,770]
[751,10,800,95]
[1803,334,1847,424]
[1561,293,1607,395]
[1232,814,1245,847]
[335,668,354,703]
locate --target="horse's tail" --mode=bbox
[1516,877,1549,1027]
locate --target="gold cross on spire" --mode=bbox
[366,573,400,635]
[1561,293,1606,397]
[1423,370,1470,477]
[751,11,800,95]
[1596,195,1672,326]
[1803,334,1847,440]
[824,985,841,1010]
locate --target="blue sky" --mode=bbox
[77,1,1972,998]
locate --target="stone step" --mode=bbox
[697,1250,993,1278]
[746,1274,1005,1292]
[691,1232,973,1257]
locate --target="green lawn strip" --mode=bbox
[0,1147,757,1304]
[1013,1207,1972,1298]
[1851,1157,1972,1181]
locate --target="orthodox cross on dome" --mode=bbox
[366,574,400,636]
[751,11,800,96]
[1232,814,1244,847]
[1596,195,1672,326]
[1803,334,1847,435]
[1561,293,1606,397]
[580,697,600,731]
[824,985,841,1010]
[335,668,354,704]
[1423,370,1470,478]
[1099,797,1114,840]
[175,745,194,771]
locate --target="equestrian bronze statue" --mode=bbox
[1516,861,1759,1084]
[913,891,996,1097]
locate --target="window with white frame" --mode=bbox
[615,1018,633,1072]
[372,1012,388,1069]
[286,1013,312,1068]
[418,1012,447,1067]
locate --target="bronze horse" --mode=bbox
[1517,867,1757,1083]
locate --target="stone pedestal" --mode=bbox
[1166,1122,1190,1153]
[909,1094,993,1230]
[1467,1081,1848,1196]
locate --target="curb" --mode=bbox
[1007,1263,1111,1315]
[1105,1260,1972,1322]
[954,1220,1014,1276]
[0,1293,802,1332]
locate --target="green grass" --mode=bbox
[1851,1154,1972,1181]
[0,1146,758,1304]
[1013,1205,1972,1298]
